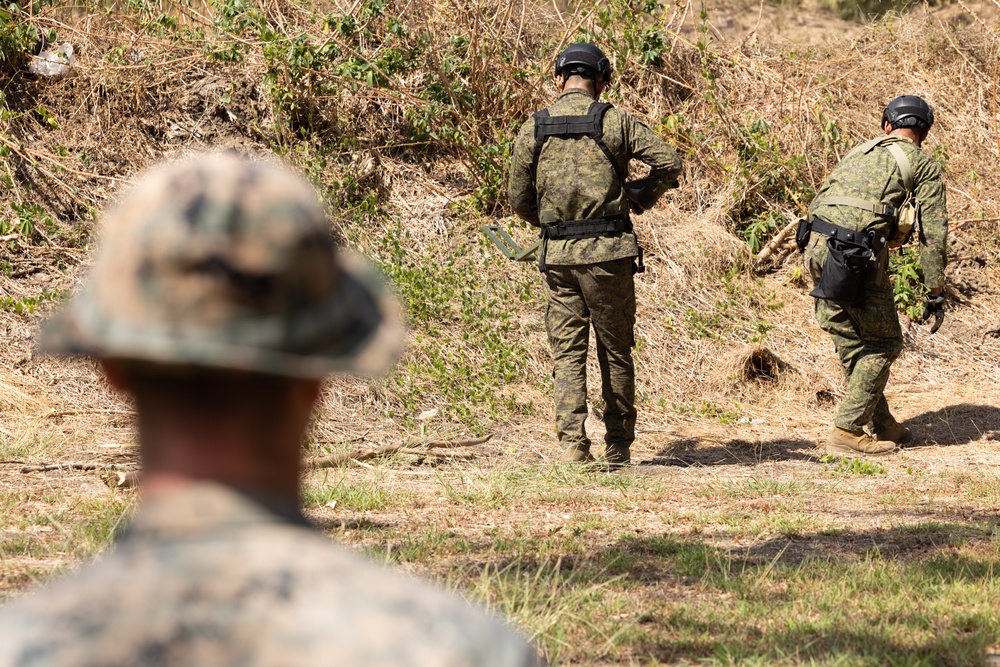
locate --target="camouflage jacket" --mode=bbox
[0,483,539,667]
[806,135,948,290]
[508,89,682,266]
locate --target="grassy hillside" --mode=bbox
[4,1,1000,664]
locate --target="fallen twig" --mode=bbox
[399,449,480,460]
[755,215,799,266]
[309,435,491,469]
[45,409,133,419]
[11,266,42,279]
[21,462,100,473]
[953,216,1000,230]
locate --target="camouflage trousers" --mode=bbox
[814,286,903,432]
[543,257,636,451]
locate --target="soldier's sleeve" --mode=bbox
[623,111,683,210]
[507,119,540,226]
[915,158,948,290]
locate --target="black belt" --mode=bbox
[541,216,631,240]
[799,216,886,254]
[537,215,636,273]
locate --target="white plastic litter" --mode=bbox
[28,43,77,79]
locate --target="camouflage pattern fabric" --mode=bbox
[507,89,682,266]
[807,136,948,289]
[508,88,680,454]
[0,483,539,667]
[811,284,903,432]
[40,154,403,378]
[545,258,636,450]
[806,134,948,432]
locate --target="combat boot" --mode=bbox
[826,428,896,456]
[602,444,631,468]
[875,419,912,445]
[559,445,594,463]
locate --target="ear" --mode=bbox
[883,121,893,135]
[555,75,565,92]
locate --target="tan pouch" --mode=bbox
[889,192,921,248]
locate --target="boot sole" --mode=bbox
[877,434,913,446]
[559,452,595,463]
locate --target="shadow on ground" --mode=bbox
[639,436,818,467]
[449,521,1000,664]
[904,403,1000,446]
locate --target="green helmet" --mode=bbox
[40,154,403,378]
[555,42,611,84]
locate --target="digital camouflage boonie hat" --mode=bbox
[40,154,403,378]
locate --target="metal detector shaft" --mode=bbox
[481,225,539,262]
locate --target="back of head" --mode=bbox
[555,42,612,84]
[40,153,402,380]
[882,95,934,134]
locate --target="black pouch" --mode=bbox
[795,218,811,251]
[809,237,872,305]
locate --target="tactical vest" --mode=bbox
[531,101,626,191]
[812,135,922,248]
[530,101,633,271]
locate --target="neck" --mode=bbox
[136,381,319,503]
[888,127,922,147]
[139,419,304,503]
[124,376,320,504]
[562,76,597,98]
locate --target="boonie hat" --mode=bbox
[40,153,403,378]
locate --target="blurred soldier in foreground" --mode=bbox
[798,95,948,456]
[0,155,539,667]
[507,43,682,466]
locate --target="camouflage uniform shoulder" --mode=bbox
[0,484,539,667]
[894,138,943,183]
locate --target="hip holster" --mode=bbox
[804,216,885,306]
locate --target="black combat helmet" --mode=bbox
[882,95,934,131]
[555,43,611,84]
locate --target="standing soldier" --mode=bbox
[508,43,682,466]
[799,95,948,456]
[0,155,539,667]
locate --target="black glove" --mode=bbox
[625,187,646,215]
[920,294,945,334]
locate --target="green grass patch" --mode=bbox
[437,523,1000,665]
[302,471,401,511]
[459,558,630,665]
[377,525,474,563]
[719,478,806,498]
[821,455,887,476]
[363,218,540,431]
[0,489,136,597]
